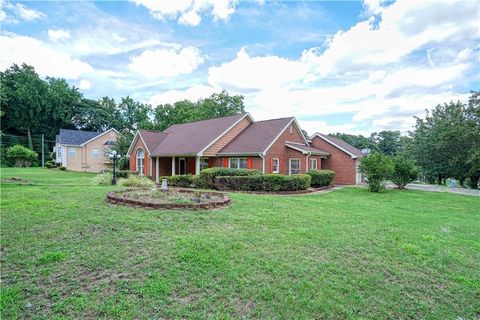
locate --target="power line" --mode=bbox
[0,133,57,143]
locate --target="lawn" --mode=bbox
[1,168,479,319]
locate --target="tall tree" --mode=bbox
[371,130,402,155]
[0,64,47,149]
[153,90,245,131]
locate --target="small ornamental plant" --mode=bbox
[359,152,394,192]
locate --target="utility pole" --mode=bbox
[41,134,44,167]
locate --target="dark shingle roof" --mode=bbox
[315,133,364,157]
[138,129,169,154]
[58,129,102,145]
[151,113,248,156]
[285,142,330,156]
[218,117,293,155]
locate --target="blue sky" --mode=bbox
[1,0,479,135]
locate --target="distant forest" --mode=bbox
[1,64,479,186]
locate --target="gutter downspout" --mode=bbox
[260,153,265,174]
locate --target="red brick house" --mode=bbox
[309,133,364,185]
[126,113,331,183]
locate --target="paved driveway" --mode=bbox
[387,183,480,197]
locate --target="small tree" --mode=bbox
[6,145,38,167]
[359,152,394,192]
[391,156,419,189]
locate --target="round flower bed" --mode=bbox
[106,188,230,210]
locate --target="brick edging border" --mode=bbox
[106,189,230,210]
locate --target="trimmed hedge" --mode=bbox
[160,175,196,188]
[197,167,260,189]
[214,174,311,192]
[306,169,335,187]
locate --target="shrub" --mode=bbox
[391,156,419,189]
[92,172,113,185]
[306,169,335,187]
[59,166,66,171]
[359,152,394,192]
[6,145,38,167]
[262,174,311,191]
[214,175,264,191]
[160,175,195,188]
[197,167,260,189]
[45,162,55,169]
[104,169,136,178]
[119,175,154,188]
[214,174,311,192]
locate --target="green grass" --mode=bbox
[1,167,479,319]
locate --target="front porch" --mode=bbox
[149,156,221,183]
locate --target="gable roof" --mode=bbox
[218,117,295,155]
[311,133,363,158]
[285,142,330,157]
[57,129,102,145]
[151,113,250,156]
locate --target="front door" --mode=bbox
[179,158,186,175]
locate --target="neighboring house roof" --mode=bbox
[311,133,363,159]
[57,128,118,146]
[218,117,294,155]
[285,142,330,157]
[151,113,250,156]
[57,129,102,145]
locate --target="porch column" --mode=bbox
[156,156,159,183]
[195,157,201,175]
[149,157,152,177]
[171,156,176,176]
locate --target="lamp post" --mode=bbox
[109,150,121,185]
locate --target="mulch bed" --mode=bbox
[106,188,230,210]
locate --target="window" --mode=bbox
[136,149,144,175]
[69,147,76,159]
[200,158,209,171]
[289,124,293,134]
[92,148,99,159]
[289,158,300,175]
[57,146,62,158]
[230,158,247,169]
[309,158,318,170]
[272,158,279,173]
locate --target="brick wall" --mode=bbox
[129,135,149,177]
[265,122,307,174]
[310,136,358,185]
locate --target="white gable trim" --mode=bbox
[80,128,119,147]
[262,118,308,155]
[311,132,357,159]
[197,113,254,156]
[126,131,152,157]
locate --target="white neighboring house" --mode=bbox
[54,128,118,172]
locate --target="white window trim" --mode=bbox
[92,148,99,159]
[289,158,300,175]
[272,157,279,174]
[69,147,76,159]
[229,157,248,169]
[136,148,145,175]
[309,158,318,170]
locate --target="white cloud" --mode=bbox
[132,0,237,26]
[209,47,308,91]
[148,84,217,106]
[14,3,46,21]
[128,46,204,78]
[0,33,93,79]
[78,79,92,90]
[48,29,71,41]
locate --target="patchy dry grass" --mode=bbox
[1,168,479,319]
